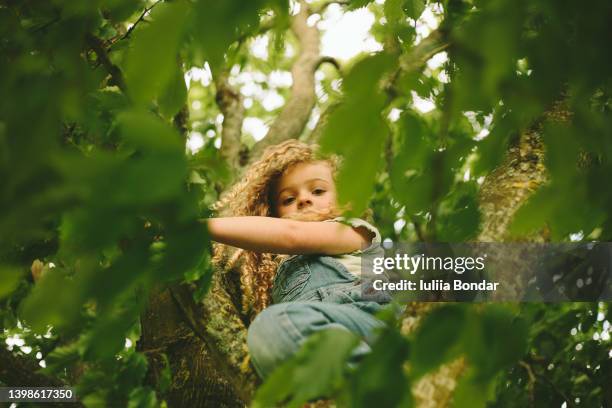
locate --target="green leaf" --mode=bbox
[58,205,138,253]
[452,1,523,102]
[436,181,481,242]
[394,111,429,170]
[253,328,360,408]
[509,185,555,235]
[389,111,436,214]
[384,0,405,26]
[20,267,82,332]
[117,109,184,153]
[191,0,271,70]
[0,265,23,299]
[320,53,395,216]
[509,179,606,240]
[403,0,425,20]
[102,0,143,23]
[41,341,82,375]
[465,306,528,380]
[157,353,172,394]
[185,251,215,302]
[83,297,142,360]
[472,124,512,176]
[390,170,433,214]
[117,352,149,391]
[111,154,188,206]
[81,392,109,408]
[127,386,158,408]
[347,0,375,10]
[454,306,528,408]
[124,2,189,105]
[345,326,412,408]
[410,304,467,378]
[157,221,209,280]
[452,370,496,408]
[542,123,580,183]
[158,62,188,119]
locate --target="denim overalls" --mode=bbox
[247,252,393,380]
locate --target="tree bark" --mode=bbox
[0,347,84,408]
[0,347,64,388]
[139,272,257,407]
[216,72,246,170]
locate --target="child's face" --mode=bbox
[273,161,337,218]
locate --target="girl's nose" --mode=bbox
[297,196,312,209]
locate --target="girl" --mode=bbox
[207,140,392,380]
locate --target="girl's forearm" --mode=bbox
[203,216,367,255]
[204,216,303,254]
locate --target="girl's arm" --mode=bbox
[204,216,373,255]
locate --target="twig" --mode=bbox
[236,18,277,47]
[398,29,450,75]
[519,360,536,407]
[112,0,163,46]
[383,28,450,97]
[31,16,61,33]
[316,56,341,72]
[85,34,127,92]
[411,216,427,242]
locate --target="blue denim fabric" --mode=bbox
[247,254,394,380]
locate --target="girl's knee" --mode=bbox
[246,304,295,378]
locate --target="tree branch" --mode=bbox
[215,72,246,169]
[382,28,450,99]
[139,285,246,407]
[478,98,572,243]
[398,29,450,76]
[248,0,320,161]
[168,277,258,403]
[404,96,574,408]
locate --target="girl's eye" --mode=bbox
[282,197,294,206]
[312,189,325,195]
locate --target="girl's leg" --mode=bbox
[247,301,384,380]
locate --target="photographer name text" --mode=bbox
[373,279,499,292]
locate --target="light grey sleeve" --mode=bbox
[327,217,382,256]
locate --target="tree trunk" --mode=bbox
[139,270,257,407]
[406,98,572,408]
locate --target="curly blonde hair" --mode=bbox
[212,140,342,320]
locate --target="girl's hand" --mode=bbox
[204,216,373,255]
